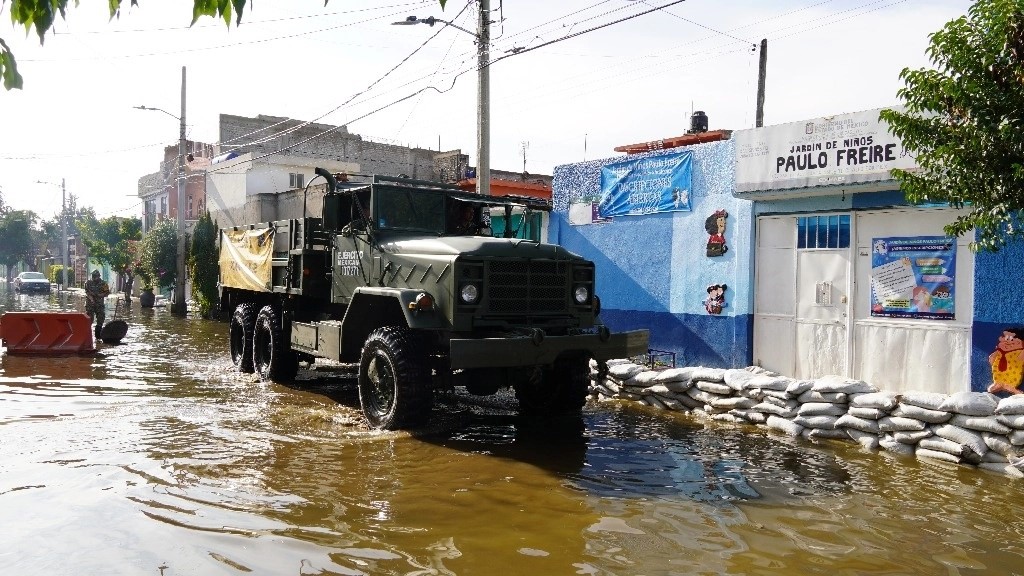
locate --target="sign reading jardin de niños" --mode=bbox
[599,151,692,217]
[734,107,918,194]
[870,236,955,320]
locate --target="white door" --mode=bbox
[794,249,851,378]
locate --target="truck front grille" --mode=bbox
[487,260,569,314]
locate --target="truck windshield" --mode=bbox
[375,187,445,233]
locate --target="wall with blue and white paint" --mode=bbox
[550,139,754,368]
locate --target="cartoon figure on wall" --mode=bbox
[704,284,727,315]
[988,327,1024,395]
[705,210,728,257]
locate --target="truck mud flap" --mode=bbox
[448,329,649,369]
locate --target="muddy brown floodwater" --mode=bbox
[2,287,1024,575]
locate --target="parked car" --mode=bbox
[13,271,52,294]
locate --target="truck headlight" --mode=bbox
[574,285,589,304]
[460,283,480,304]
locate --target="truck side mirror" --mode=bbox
[323,193,343,231]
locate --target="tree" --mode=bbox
[1,0,449,90]
[188,212,219,317]
[880,0,1024,252]
[141,219,178,290]
[0,210,37,281]
[80,215,143,293]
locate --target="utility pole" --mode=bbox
[476,0,490,196]
[756,39,767,128]
[173,65,187,316]
[61,178,68,291]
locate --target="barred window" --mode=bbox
[797,215,850,249]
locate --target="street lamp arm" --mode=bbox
[134,105,180,121]
[392,15,478,38]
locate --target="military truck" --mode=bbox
[218,170,648,429]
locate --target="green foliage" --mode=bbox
[188,211,219,317]
[1,0,446,90]
[80,216,142,275]
[0,210,37,269]
[141,219,178,289]
[881,0,1024,252]
[49,264,72,285]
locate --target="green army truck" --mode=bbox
[218,171,649,429]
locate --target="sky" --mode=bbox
[0,0,970,222]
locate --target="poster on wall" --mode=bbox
[598,150,692,218]
[568,201,612,225]
[869,236,955,320]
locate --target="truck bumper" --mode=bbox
[448,329,649,369]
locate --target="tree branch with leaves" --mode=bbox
[881,0,1024,252]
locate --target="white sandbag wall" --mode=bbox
[592,360,1024,478]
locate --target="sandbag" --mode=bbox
[891,403,952,424]
[978,463,1024,478]
[745,375,792,391]
[723,369,757,391]
[813,375,877,394]
[982,449,1009,463]
[626,370,660,386]
[932,424,987,456]
[766,415,804,437]
[695,380,733,395]
[916,447,963,464]
[711,397,756,410]
[948,414,1012,435]
[793,415,840,430]
[690,366,727,383]
[608,363,646,380]
[997,413,1024,429]
[642,395,668,410]
[983,432,1020,458]
[893,430,933,444]
[835,414,881,434]
[652,367,695,384]
[798,391,848,404]
[938,392,998,416]
[995,395,1024,416]
[849,391,900,411]
[848,407,886,420]
[1011,430,1024,446]
[918,436,971,458]
[878,416,928,432]
[846,428,880,450]
[761,389,793,402]
[900,392,947,411]
[798,402,847,417]
[804,428,850,440]
[880,435,915,455]
[686,388,723,405]
[785,379,815,395]
[751,403,799,419]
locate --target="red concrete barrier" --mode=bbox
[0,312,96,355]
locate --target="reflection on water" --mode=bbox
[3,285,1024,575]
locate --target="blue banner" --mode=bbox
[599,151,692,217]
[869,236,955,320]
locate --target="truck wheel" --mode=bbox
[358,326,433,430]
[230,303,256,373]
[252,305,299,382]
[515,357,590,417]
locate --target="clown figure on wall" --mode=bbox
[988,327,1024,395]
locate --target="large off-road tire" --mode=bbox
[252,305,299,382]
[230,303,256,373]
[358,326,433,430]
[514,356,590,418]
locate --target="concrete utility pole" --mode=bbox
[393,2,491,194]
[174,65,187,316]
[134,66,188,315]
[476,0,490,196]
[756,39,767,128]
[61,178,67,291]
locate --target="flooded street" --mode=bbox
[2,287,1024,575]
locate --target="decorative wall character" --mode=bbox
[704,283,727,315]
[705,210,728,257]
[988,327,1024,395]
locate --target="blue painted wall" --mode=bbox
[550,140,754,368]
[971,239,1024,391]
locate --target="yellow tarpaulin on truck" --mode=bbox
[220,228,274,292]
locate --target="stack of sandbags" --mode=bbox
[908,392,998,465]
[637,367,696,410]
[685,367,738,420]
[978,395,1024,477]
[734,372,805,431]
[589,361,646,400]
[794,381,858,441]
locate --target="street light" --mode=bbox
[135,65,188,316]
[393,2,491,195]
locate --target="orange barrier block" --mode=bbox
[0,312,96,355]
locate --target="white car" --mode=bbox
[13,271,52,294]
